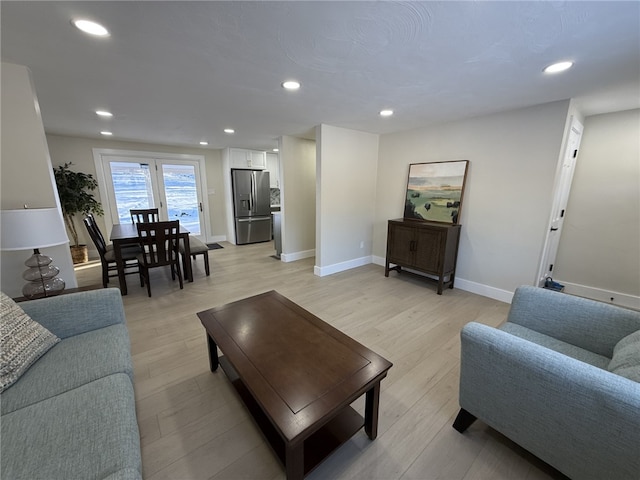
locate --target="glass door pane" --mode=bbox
[109,161,156,224]
[159,162,202,235]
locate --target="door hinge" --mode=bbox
[549,264,554,272]
[560,209,565,218]
[573,149,578,158]
[199,202,203,212]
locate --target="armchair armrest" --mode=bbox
[507,286,640,357]
[20,288,126,339]
[459,322,640,480]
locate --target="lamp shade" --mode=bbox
[1,208,69,251]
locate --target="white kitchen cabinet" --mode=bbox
[266,152,280,188]
[230,148,266,169]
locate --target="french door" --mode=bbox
[93,150,207,240]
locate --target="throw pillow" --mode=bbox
[0,292,60,393]
[608,329,640,383]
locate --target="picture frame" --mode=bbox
[403,160,469,224]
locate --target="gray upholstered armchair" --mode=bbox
[454,285,640,480]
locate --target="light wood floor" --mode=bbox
[75,241,565,480]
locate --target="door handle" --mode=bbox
[249,173,255,212]
[550,227,559,232]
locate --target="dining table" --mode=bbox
[109,223,192,295]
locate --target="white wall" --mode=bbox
[280,135,316,261]
[1,63,76,297]
[374,100,571,301]
[315,124,379,275]
[45,134,227,250]
[554,109,640,307]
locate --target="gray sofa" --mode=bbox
[1,289,142,480]
[454,285,640,480]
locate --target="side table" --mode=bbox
[12,285,103,303]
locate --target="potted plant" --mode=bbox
[53,162,104,264]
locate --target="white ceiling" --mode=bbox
[2,1,639,151]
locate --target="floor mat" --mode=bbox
[207,243,224,250]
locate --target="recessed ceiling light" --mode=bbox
[273,148,279,152]
[73,19,110,37]
[543,61,573,74]
[100,131,113,136]
[199,141,209,146]
[224,128,235,134]
[95,110,113,117]
[282,80,301,90]
[379,109,394,117]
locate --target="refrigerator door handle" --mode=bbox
[251,171,258,214]
[248,173,253,212]
[237,216,271,222]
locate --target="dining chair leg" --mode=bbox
[101,260,109,288]
[145,269,152,297]
[176,259,184,290]
[182,254,189,280]
[203,253,210,276]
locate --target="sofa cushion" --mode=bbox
[1,373,141,480]
[608,329,640,382]
[179,235,208,254]
[499,322,610,369]
[1,324,133,414]
[0,292,60,393]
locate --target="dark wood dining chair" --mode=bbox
[83,215,140,288]
[136,220,183,297]
[130,208,159,223]
[179,236,210,276]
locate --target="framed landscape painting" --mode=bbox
[403,160,469,224]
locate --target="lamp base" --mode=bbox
[22,249,65,299]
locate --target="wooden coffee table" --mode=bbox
[198,290,393,480]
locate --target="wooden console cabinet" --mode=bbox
[385,218,461,294]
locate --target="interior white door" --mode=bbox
[537,117,584,286]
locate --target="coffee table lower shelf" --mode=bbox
[219,356,365,477]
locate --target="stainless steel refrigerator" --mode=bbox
[232,169,272,244]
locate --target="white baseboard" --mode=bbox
[208,235,226,243]
[281,249,315,263]
[314,256,372,277]
[454,278,514,304]
[557,280,640,310]
[372,255,385,266]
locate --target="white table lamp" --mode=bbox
[1,208,69,299]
